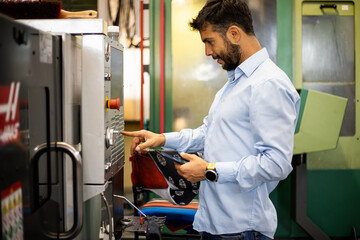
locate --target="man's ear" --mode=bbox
[226,25,242,44]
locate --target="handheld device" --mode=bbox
[158,150,189,165]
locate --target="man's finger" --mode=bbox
[130,140,139,155]
[180,152,195,161]
[174,162,181,171]
[135,141,154,152]
[121,131,143,137]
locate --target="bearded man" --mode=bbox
[123,1,300,239]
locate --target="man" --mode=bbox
[122,0,300,239]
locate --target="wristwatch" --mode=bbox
[205,162,218,182]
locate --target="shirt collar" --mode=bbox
[227,48,269,83]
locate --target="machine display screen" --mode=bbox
[110,46,124,106]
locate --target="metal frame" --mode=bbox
[292,154,330,240]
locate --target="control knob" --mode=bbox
[105,127,120,148]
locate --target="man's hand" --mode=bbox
[121,130,166,154]
[174,153,208,183]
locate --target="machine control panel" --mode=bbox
[81,35,124,185]
[103,37,124,181]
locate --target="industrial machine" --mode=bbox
[0,15,125,239]
[0,14,74,239]
[290,1,359,239]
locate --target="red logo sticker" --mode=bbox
[0,82,20,146]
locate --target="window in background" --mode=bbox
[302,2,355,136]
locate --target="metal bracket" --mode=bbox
[292,154,331,240]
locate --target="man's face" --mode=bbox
[200,24,241,71]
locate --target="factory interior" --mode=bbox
[0,0,359,239]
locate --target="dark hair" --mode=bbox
[189,0,255,36]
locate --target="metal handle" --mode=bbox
[114,194,147,218]
[320,4,337,10]
[31,142,83,240]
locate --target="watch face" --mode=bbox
[205,170,217,182]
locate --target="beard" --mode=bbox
[216,39,241,71]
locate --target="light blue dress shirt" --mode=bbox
[163,48,300,238]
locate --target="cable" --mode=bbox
[101,192,113,240]
[113,194,147,218]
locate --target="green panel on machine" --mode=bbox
[272,0,360,238]
[293,89,347,154]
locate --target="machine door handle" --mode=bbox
[31,142,83,240]
[320,4,337,10]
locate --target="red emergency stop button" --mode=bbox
[108,98,120,110]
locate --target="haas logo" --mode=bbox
[0,82,20,146]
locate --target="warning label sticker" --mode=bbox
[1,181,24,240]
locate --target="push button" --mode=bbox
[107,98,120,110]
[104,73,112,81]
